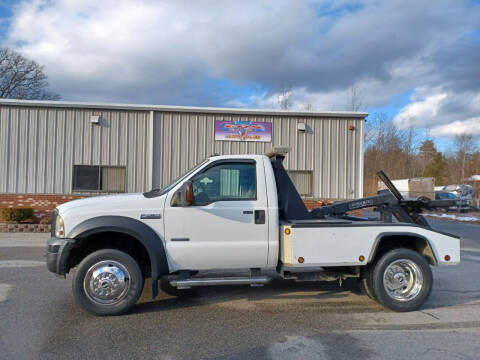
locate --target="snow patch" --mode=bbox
[425,213,479,222]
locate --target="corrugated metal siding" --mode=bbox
[0,106,149,194]
[1,104,363,199]
[152,112,364,200]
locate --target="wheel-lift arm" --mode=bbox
[310,171,456,227]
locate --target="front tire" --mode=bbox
[369,248,433,312]
[72,249,144,316]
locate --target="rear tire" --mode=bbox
[360,266,376,300]
[72,249,144,316]
[370,248,432,312]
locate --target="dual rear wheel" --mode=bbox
[361,248,433,312]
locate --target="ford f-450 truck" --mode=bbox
[47,148,460,315]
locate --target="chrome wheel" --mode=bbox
[383,259,423,302]
[83,260,131,305]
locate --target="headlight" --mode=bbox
[55,215,65,238]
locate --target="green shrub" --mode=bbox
[1,207,34,222]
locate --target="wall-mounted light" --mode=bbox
[90,115,100,125]
[348,125,355,131]
[297,123,306,132]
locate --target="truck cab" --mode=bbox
[47,150,460,316]
[162,155,279,271]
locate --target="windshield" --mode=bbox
[143,159,209,198]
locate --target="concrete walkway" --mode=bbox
[0,232,48,247]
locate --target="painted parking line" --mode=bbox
[0,283,13,302]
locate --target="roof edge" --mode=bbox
[0,98,368,118]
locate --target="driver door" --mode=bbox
[163,159,269,271]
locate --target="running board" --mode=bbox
[170,276,271,289]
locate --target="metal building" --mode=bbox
[0,99,366,211]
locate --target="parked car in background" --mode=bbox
[438,184,473,211]
[435,191,469,212]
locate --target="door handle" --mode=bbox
[254,210,265,224]
[243,210,253,214]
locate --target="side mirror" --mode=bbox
[170,182,194,207]
[185,182,194,205]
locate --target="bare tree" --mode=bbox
[302,101,314,111]
[0,48,60,100]
[402,127,420,177]
[277,86,292,110]
[347,84,363,111]
[363,112,425,195]
[454,133,476,182]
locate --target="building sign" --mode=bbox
[214,120,272,142]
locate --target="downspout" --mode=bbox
[148,110,154,190]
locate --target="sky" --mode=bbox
[0,0,479,152]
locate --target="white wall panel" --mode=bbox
[0,106,149,194]
[152,112,364,200]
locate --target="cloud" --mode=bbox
[393,87,480,136]
[2,0,480,128]
[429,117,480,137]
[5,0,316,105]
[393,90,448,129]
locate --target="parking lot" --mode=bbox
[1,219,479,360]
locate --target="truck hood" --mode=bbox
[57,193,156,216]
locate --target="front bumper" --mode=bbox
[46,237,76,275]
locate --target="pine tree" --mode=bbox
[419,140,437,167]
[423,152,447,185]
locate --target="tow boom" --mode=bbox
[310,171,455,227]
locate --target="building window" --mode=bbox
[287,170,313,196]
[73,165,126,192]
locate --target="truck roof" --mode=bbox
[208,154,267,161]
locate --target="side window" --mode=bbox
[191,162,256,205]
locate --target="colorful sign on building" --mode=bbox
[214,120,272,142]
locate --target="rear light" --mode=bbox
[444,255,451,261]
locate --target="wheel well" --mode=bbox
[371,235,437,265]
[67,232,152,277]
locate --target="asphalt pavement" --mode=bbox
[0,220,479,360]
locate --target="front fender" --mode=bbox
[68,216,169,298]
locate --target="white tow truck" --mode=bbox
[47,148,460,315]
